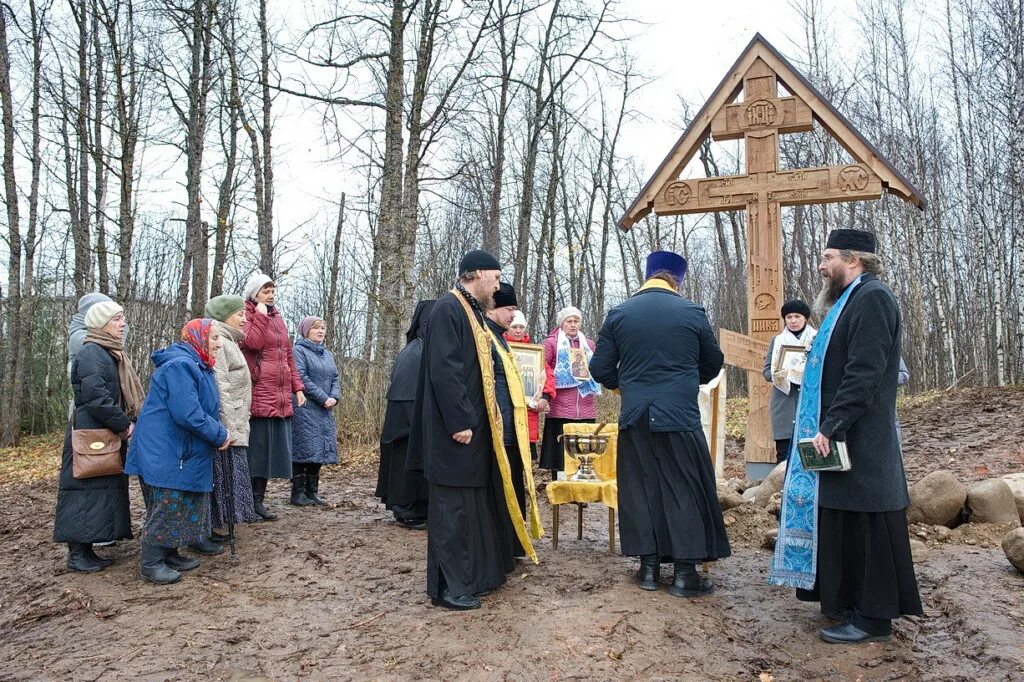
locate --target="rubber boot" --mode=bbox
[251,477,278,520]
[305,464,327,505]
[290,468,314,506]
[188,537,225,555]
[67,542,104,573]
[668,560,713,598]
[635,555,660,591]
[163,548,200,572]
[83,543,114,568]
[139,543,181,585]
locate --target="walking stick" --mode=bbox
[224,447,238,562]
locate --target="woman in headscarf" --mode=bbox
[125,320,230,584]
[290,316,340,506]
[762,300,817,463]
[204,295,259,542]
[376,300,434,528]
[239,273,305,520]
[540,306,600,479]
[54,301,144,572]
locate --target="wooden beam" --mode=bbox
[652,163,883,216]
[719,329,769,373]
[711,95,813,141]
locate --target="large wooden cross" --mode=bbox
[620,35,924,473]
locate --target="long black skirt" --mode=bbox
[378,436,429,512]
[247,417,293,479]
[618,413,731,563]
[210,447,259,527]
[425,479,514,599]
[797,507,923,620]
[539,417,595,472]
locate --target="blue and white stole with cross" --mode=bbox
[769,274,865,589]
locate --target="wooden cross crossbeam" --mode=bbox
[619,35,925,469]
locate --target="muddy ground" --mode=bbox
[1,387,1022,681]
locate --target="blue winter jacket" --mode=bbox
[125,343,228,492]
[291,338,340,464]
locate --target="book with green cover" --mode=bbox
[797,438,851,472]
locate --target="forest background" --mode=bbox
[0,0,1021,446]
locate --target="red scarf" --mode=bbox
[181,318,216,368]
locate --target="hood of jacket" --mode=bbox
[296,337,326,355]
[151,341,207,369]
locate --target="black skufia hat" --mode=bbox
[493,282,517,308]
[458,249,501,275]
[826,229,876,253]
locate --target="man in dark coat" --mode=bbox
[794,228,922,643]
[590,251,730,597]
[376,299,435,529]
[410,250,515,610]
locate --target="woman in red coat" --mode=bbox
[239,273,305,520]
[503,310,556,461]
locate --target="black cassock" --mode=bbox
[617,411,732,562]
[376,301,435,522]
[409,291,513,599]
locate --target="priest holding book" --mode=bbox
[769,229,922,644]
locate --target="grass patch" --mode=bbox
[0,432,64,487]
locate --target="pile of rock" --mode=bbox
[906,469,1024,572]
[717,461,788,550]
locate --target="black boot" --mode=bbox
[290,468,314,506]
[305,464,327,505]
[635,555,660,591]
[163,548,200,572]
[139,543,181,585]
[668,560,714,598]
[83,543,114,568]
[67,542,104,573]
[188,537,225,555]
[251,477,278,520]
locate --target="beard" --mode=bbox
[813,276,846,317]
[479,291,495,311]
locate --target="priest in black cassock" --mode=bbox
[590,250,730,597]
[789,228,922,644]
[376,299,435,529]
[410,250,539,611]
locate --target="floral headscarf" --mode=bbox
[181,318,216,368]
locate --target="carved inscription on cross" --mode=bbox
[655,58,884,465]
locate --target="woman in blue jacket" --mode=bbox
[289,316,340,506]
[126,319,230,584]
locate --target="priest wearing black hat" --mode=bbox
[409,250,539,610]
[762,299,817,463]
[770,228,922,644]
[590,250,731,597]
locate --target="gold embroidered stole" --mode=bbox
[451,289,542,564]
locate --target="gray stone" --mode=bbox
[1002,528,1024,573]
[754,461,787,507]
[1001,473,1024,525]
[765,491,783,517]
[742,486,761,502]
[717,488,747,511]
[909,538,929,563]
[907,470,966,527]
[966,479,1021,526]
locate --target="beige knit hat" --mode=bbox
[84,301,124,329]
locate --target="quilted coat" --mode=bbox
[124,343,228,493]
[291,338,340,464]
[212,320,252,446]
[239,300,304,418]
[53,342,134,543]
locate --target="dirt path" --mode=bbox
[2,465,1023,681]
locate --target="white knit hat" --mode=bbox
[510,310,527,328]
[84,301,124,329]
[243,272,274,301]
[556,306,583,327]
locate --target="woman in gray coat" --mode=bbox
[762,300,816,463]
[290,316,340,506]
[205,295,260,539]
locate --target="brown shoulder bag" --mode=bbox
[71,409,124,479]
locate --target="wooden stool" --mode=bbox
[551,502,616,553]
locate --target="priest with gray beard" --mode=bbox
[773,228,922,644]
